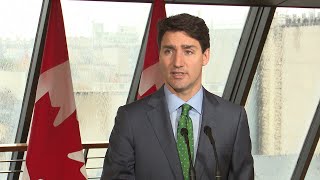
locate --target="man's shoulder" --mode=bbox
[203,89,243,111]
[121,89,163,112]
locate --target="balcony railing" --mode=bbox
[0,142,108,179]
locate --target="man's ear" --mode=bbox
[202,48,210,66]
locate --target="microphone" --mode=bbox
[180,128,196,180]
[204,126,221,180]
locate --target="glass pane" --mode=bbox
[166,5,249,96]
[61,1,150,142]
[0,0,42,178]
[305,137,320,179]
[245,8,320,179]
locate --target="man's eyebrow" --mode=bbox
[181,45,197,49]
[161,45,175,49]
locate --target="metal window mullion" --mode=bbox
[126,3,153,104]
[292,100,320,180]
[8,0,51,180]
[222,6,276,106]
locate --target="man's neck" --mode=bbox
[164,84,202,102]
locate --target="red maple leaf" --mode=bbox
[26,92,85,179]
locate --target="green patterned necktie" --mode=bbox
[177,104,194,180]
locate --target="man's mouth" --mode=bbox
[171,72,185,78]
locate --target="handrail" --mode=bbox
[0,143,28,152]
[0,142,109,178]
[0,142,109,152]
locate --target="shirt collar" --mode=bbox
[164,85,203,114]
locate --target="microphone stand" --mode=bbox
[204,126,221,180]
[181,128,196,180]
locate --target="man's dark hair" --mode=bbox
[157,13,210,53]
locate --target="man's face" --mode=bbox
[159,31,209,99]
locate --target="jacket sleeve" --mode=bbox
[101,106,135,180]
[228,107,254,180]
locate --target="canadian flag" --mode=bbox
[23,0,87,179]
[137,0,166,99]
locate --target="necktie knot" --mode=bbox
[181,104,192,116]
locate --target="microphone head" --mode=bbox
[180,128,188,136]
[204,125,211,135]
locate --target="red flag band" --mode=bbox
[24,0,87,179]
[137,0,166,99]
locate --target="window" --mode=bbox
[245,8,320,179]
[0,0,42,178]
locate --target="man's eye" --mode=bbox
[164,49,172,54]
[185,50,193,55]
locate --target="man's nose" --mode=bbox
[173,51,184,67]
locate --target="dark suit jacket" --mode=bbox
[101,87,254,180]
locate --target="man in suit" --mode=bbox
[101,13,254,180]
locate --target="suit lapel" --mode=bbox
[195,89,219,179]
[147,87,183,180]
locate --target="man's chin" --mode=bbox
[170,85,187,93]
[173,87,186,93]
